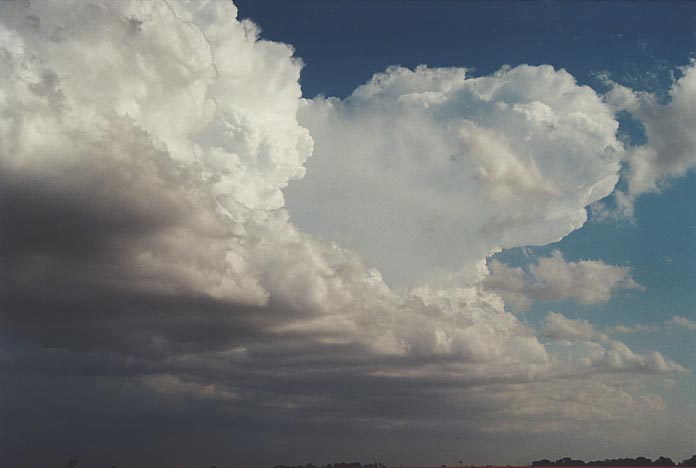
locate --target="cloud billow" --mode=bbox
[602,61,696,217]
[287,64,623,287]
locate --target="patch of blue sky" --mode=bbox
[236,1,696,99]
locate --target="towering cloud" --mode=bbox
[0,1,689,465]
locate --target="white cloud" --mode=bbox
[0,0,315,306]
[610,323,662,334]
[485,250,642,309]
[667,315,696,330]
[286,64,624,287]
[604,60,696,217]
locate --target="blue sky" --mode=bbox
[2,1,696,467]
[236,1,695,99]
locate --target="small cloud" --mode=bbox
[609,323,662,334]
[145,374,239,401]
[592,341,688,374]
[667,315,696,331]
[485,250,642,311]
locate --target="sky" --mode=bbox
[1,1,695,467]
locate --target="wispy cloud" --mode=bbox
[609,323,662,334]
[667,315,696,330]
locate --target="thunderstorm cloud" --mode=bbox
[1,1,694,466]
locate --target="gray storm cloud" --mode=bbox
[0,1,692,465]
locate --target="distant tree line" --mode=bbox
[274,462,386,468]
[532,455,696,467]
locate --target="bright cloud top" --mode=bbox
[287,64,624,286]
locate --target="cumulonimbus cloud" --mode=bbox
[0,0,690,462]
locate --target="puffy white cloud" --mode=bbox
[604,60,696,217]
[286,64,624,287]
[667,315,696,330]
[485,250,642,310]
